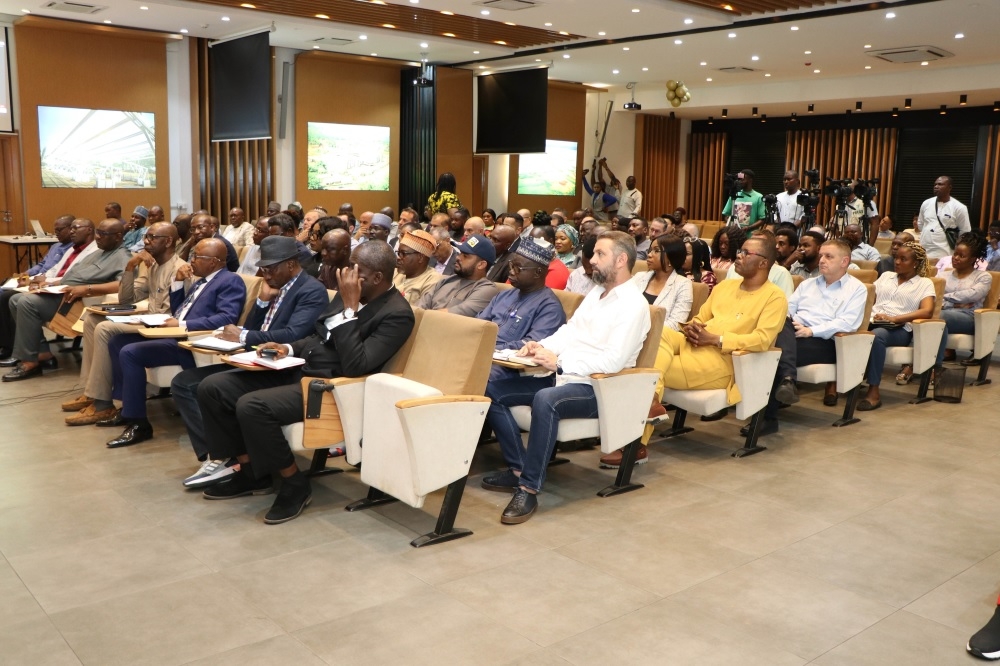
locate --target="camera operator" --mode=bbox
[721,169,767,232]
[776,171,805,229]
[830,180,877,237]
[917,176,971,260]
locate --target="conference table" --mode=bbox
[0,235,57,273]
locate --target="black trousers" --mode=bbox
[0,289,16,352]
[767,318,838,419]
[198,368,305,477]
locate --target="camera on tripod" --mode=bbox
[824,178,854,204]
[723,172,743,199]
[854,178,879,201]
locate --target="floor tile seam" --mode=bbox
[30,612,87,666]
[901,549,1000,626]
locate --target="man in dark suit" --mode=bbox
[177,213,240,272]
[171,236,329,489]
[197,240,415,524]
[101,238,247,448]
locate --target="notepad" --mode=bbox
[492,350,538,366]
[187,335,246,352]
[226,350,305,370]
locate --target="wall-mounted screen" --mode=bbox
[517,140,578,196]
[307,122,390,191]
[0,28,12,133]
[38,106,155,188]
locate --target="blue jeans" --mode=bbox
[486,375,599,493]
[942,308,975,336]
[866,325,947,386]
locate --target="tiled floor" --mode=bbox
[1,353,997,664]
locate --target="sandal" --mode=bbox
[857,399,882,411]
[895,367,914,385]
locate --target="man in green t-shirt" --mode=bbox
[721,168,767,232]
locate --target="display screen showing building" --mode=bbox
[307,122,390,191]
[38,106,156,189]
[517,140,577,196]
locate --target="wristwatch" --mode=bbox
[718,335,724,348]
[556,362,564,375]
[343,307,356,319]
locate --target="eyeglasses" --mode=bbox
[509,263,537,274]
[145,234,172,241]
[258,264,283,275]
[191,254,220,262]
[396,249,419,258]
[736,248,767,259]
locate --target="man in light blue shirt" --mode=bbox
[759,238,868,434]
[26,215,75,276]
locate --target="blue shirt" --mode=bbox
[477,287,566,351]
[27,241,73,276]
[123,227,149,253]
[787,272,868,339]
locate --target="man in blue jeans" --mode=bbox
[480,231,650,524]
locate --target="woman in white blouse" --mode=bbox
[860,241,944,410]
[632,235,693,332]
[942,232,993,361]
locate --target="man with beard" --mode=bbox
[416,234,499,316]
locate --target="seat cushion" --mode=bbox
[660,387,729,416]
[797,364,836,384]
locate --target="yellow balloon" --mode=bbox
[677,85,687,96]
[667,80,678,90]
[666,90,676,100]
[683,93,691,102]
[670,97,682,107]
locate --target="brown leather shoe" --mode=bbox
[61,394,94,412]
[65,405,119,426]
[599,444,648,470]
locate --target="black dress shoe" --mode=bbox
[106,424,154,448]
[0,357,20,368]
[501,488,538,525]
[203,466,273,500]
[264,472,312,524]
[482,469,520,493]
[2,364,42,381]
[95,410,125,427]
[39,357,58,370]
[0,347,10,360]
[700,407,729,422]
[740,419,779,438]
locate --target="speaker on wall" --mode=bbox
[278,60,290,140]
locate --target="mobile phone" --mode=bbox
[260,348,279,359]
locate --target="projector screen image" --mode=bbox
[517,140,578,196]
[38,106,155,188]
[307,122,390,191]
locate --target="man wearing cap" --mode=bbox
[417,234,500,316]
[393,229,442,305]
[487,224,520,284]
[170,235,329,489]
[367,213,392,243]
[100,238,247,448]
[222,207,254,248]
[63,221,187,425]
[477,237,567,380]
[429,227,458,276]
[196,241,415,524]
[123,206,150,253]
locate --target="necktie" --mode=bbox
[176,278,206,321]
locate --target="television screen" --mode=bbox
[307,122,390,191]
[517,140,577,196]
[0,29,12,133]
[38,106,156,188]
[476,68,547,154]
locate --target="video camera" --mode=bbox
[723,172,743,199]
[823,178,855,204]
[854,178,879,201]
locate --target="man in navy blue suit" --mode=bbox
[101,238,247,448]
[170,236,329,488]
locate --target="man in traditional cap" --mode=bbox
[392,229,442,305]
[417,234,499,316]
[123,205,150,253]
[367,213,392,243]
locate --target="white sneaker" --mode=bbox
[183,459,237,489]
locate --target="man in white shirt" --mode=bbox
[844,224,881,262]
[222,207,254,248]
[918,175,971,260]
[480,231,651,524]
[237,217,270,277]
[776,170,804,228]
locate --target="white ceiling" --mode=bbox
[1,0,998,118]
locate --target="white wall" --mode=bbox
[273,47,298,206]
[165,39,193,216]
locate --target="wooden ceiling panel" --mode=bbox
[667,0,841,16]
[187,0,583,48]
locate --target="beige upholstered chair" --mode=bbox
[884,277,946,403]
[945,271,1000,385]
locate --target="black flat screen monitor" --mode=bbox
[476,68,547,154]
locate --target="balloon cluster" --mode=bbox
[666,80,691,108]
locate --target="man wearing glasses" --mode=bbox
[63,222,187,424]
[3,219,131,382]
[392,229,441,305]
[100,238,247,448]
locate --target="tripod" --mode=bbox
[826,201,851,239]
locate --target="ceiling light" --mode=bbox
[443,32,455,37]
[886,12,895,18]
[623,47,630,51]
[791,112,797,121]
[544,22,552,26]
[504,21,515,26]
[864,44,872,49]
[313,45,320,49]
[728,32,736,38]
[420,42,428,47]
[642,67,648,71]
[495,40,507,45]
[865,65,871,69]
[535,59,541,62]
[410,0,419,3]
[905,98,911,108]
[221,16,230,21]
[371,52,377,56]
[723,4,734,10]
[20,9,29,13]
[751,55,759,61]
[180,28,188,33]
[994,101,1000,112]
[316,14,329,18]
[240,2,255,6]
[559,31,569,35]
[382,24,395,28]
[960,94,968,105]
[700,61,707,66]
[684,18,693,25]
[892,107,899,117]
[103,19,112,23]
[478,66,486,69]
[481,9,490,14]
[674,39,682,45]
[140,5,149,9]
[612,69,619,74]
[940,104,947,115]
[955,33,964,39]
[752,107,758,117]
[764,73,771,77]
[598,31,606,36]
[808,104,814,113]
[706,77,712,82]
[359,34,367,39]
[921,61,929,66]
[846,109,852,115]
[790,26,798,31]
[474,51,480,54]
[708,116,714,125]
[631,8,640,13]
[721,108,728,117]
[440,10,453,15]
[804,50,811,54]
[813,69,820,73]
[563,54,570,58]
[761,114,767,122]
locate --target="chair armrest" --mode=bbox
[396,395,490,409]
[590,369,660,454]
[833,332,875,393]
[731,349,781,420]
[330,376,373,465]
[910,319,946,374]
[973,309,1000,359]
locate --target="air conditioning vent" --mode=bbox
[476,0,538,11]
[41,1,107,14]
[716,66,757,74]
[309,37,353,46]
[867,45,954,63]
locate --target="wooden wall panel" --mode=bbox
[979,125,1000,228]
[15,18,171,226]
[634,114,680,219]
[295,52,402,214]
[507,81,587,214]
[195,39,273,220]
[685,132,728,221]
[435,67,473,213]
[785,128,898,227]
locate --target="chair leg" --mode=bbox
[658,408,694,440]
[345,487,398,512]
[597,438,645,497]
[411,477,473,548]
[832,385,862,427]
[973,356,992,386]
[732,410,767,457]
[305,448,344,478]
[910,368,933,404]
[548,445,570,467]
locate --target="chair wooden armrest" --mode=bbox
[589,367,661,380]
[835,331,875,336]
[911,318,945,324]
[396,395,490,409]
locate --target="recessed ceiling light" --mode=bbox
[140,5,149,9]
[684,18,693,24]
[598,31,606,36]
[723,3,734,9]
[864,44,872,48]
[642,67,648,71]
[764,73,771,77]
[443,32,455,37]
[631,8,640,13]
[359,34,367,39]
[921,61,929,65]
[372,0,386,4]
[481,9,490,14]
[559,31,568,35]
[20,8,29,12]
[478,65,486,69]
[535,58,541,62]
[804,50,812,54]
[706,77,712,82]
[221,16,230,21]
[474,51,480,54]
[864,65,871,69]
[544,22,552,26]
[313,45,320,49]
[420,42,428,47]
[316,14,329,18]
[955,33,965,39]
[623,47,630,51]
[563,54,570,58]
[371,52,377,56]
[790,26,798,31]
[886,11,896,18]
[504,21,515,26]
[103,19,112,23]
[728,32,736,38]
[410,0,419,3]
[813,69,821,73]
[674,39,682,45]
[700,61,707,66]
[440,10,453,15]
[751,55,759,61]
[383,24,396,28]
[239,3,254,7]
[180,28,188,33]
[612,69,619,74]
[495,40,507,45]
